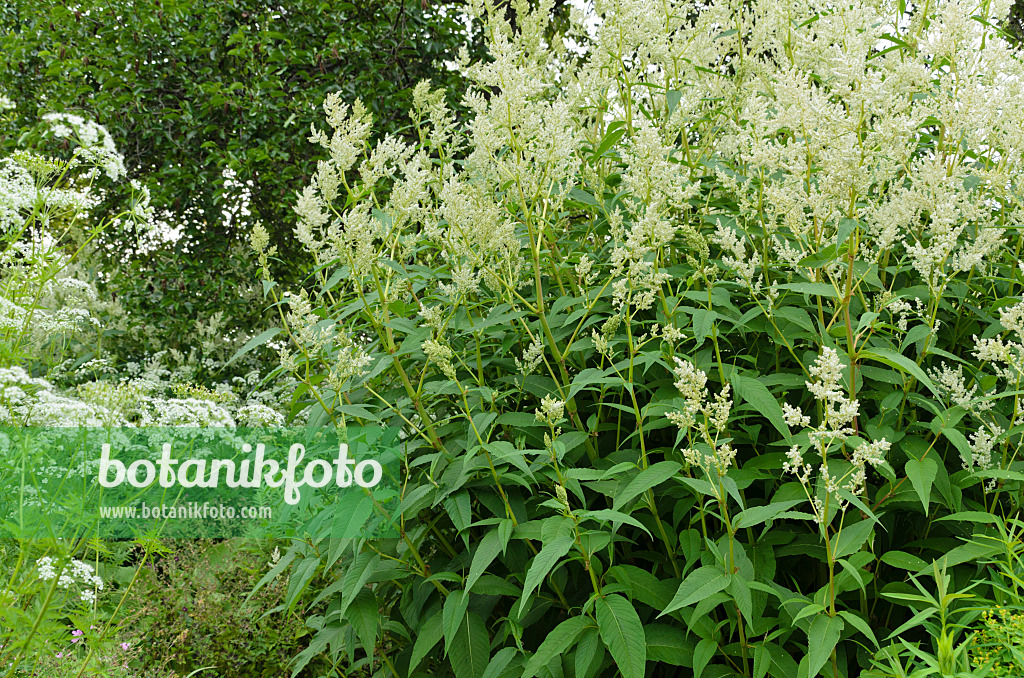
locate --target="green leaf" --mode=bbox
[832,519,874,560]
[906,457,938,514]
[753,643,771,678]
[837,217,859,247]
[284,556,320,613]
[860,348,941,399]
[936,511,1001,525]
[443,588,471,651]
[466,525,509,594]
[579,509,652,537]
[797,243,840,269]
[921,540,1001,574]
[444,490,472,534]
[522,615,592,678]
[838,610,878,649]
[607,565,676,610]
[568,367,624,401]
[693,637,717,678]
[592,121,627,159]
[645,624,695,666]
[775,281,839,298]
[941,428,973,468]
[596,594,646,678]
[471,574,521,597]
[691,308,718,348]
[900,323,933,351]
[759,642,799,678]
[409,610,443,672]
[332,403,380,421]
[225,327,280,366]
[666,89,682,115]
[807,614,844,678]
[730,375,790,438]
[568,186,601,207]
[290,623,345,677]
[481,647,519,678]
[347,589,378,656]
[612,461,682,511]
[518,535,574,615]
[729,574,753,622]
[732,500,805,530]
[880,551,929,570]
[448,610,490,678]
[574,627,604,678]
[335,554,380,621]
[247,546,296,604]
[662,566,730,615]
[774,306,816,333]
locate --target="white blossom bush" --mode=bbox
[251,0,1024,675]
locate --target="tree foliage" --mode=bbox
[0,0,479,365]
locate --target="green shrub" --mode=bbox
[121,539,320,678]
[250,0,1024,675]
[970,605,1024,676]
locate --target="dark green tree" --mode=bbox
[0,0,480,373]
[1005,0,1024,44]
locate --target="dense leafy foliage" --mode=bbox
[8,0,1024,676]
[247,0,1024,676]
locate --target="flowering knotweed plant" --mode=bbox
[250,0,1024,675]
[781,347,891,524]
[669,356,737,484]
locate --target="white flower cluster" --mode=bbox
[295,95,377,270]
[973,299,1024,386]
[42,113,126,181]
[535,394,565,427]
[277,291,372,391]
[882,297,924,334]
[0,248,114,354]
[967,423,1003,478]
[515,336,545,375]
[667,357,735,479]
[676,0,1021,310]
[36,556,104,605]
[422,339,456,381]
[0,157,37,234]
[927,361,993,417]
[0,361,284,428]
[782,348,890,522]
[1,115,152,241]
[273,0,1024,477]
[711,222,762,293]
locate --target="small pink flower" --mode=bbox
[55,653,63,659]
[120,642,129,650]
[72,630,83,636]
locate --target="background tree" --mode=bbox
[1004,0,1024,44]
[0,0,481,376]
